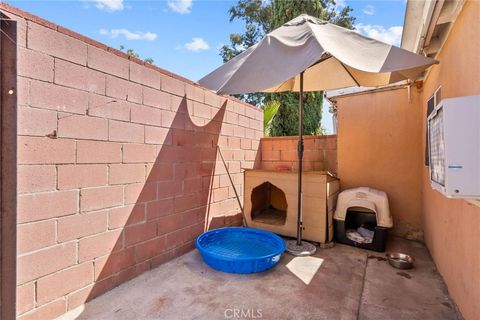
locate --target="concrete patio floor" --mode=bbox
[61,237,458,320]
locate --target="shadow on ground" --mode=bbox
[62,237,458,320]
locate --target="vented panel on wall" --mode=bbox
[429,108,446,186]
[427,95,480,198]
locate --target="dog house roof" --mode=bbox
[334,187,393,228]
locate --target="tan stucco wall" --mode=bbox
[335,2,480,319]
[336,87,424,238]
[419,2,480,319]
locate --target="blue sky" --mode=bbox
[9,0,407,133]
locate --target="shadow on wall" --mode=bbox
[79,96,229,307]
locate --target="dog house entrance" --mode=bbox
[250,182,287,225]
[345,209,377,230]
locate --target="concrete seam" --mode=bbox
[356,254,368,320]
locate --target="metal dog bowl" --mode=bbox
[386,252,414,269]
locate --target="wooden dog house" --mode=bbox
[244,169,340,244]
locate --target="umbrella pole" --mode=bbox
[285,72,316,256]
[296,72,304,246]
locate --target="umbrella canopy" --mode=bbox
[198,14,437,94]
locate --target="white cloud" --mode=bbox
[362,5,375,15]
[184,37,209,52]
[168,0,193,14]
[94,0,124,12]
[336,0,346,8]
[99,28,158,41]
[355,24,403,46]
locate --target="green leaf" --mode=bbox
[263,100,280,136]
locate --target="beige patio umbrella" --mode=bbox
[199,14,437,255]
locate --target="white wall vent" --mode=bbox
[428,95,480,198]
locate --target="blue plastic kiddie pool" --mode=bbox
[196,227,286,274]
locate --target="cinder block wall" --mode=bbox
[1,4,263,319]
[260,135,337,173]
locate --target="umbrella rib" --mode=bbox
[307,53,332,69]
[269,55,334,93]
[339,61,361,87]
